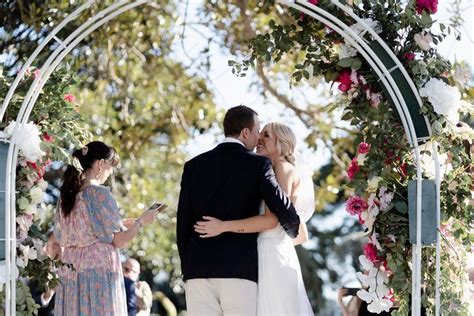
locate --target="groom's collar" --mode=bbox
[221,137,245,147]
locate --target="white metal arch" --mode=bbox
[282,1,441,315]
[0,0,441,315]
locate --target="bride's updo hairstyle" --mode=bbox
[266,122,297,165]
[60,141,119,216]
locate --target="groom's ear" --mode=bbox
[240,127,250,139]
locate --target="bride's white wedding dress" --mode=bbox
[257,164,315,316]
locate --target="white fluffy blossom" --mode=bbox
[4,121,45,162]
[367,177,381,193]
[352,18,383,36]
[419,142,451,179]
[356,255,393,313]
[29,186,44,205]
[414,32,433,51]
[379,187,394,211]
[419,78,461,124]
[339,42,358,59]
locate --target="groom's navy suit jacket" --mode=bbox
[177,142,301,282]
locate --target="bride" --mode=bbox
[194,122,314,315]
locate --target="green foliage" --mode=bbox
[238,0,473,313]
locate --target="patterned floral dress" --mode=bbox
[54,185,127,316]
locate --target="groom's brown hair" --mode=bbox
[223,105,258,137]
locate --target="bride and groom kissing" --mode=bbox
[177,105,315,316]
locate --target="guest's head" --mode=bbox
[223,105,260,150]
[60,141,119,216]
[257,122,296,165]
[45,231,61,260]
[123,258,140,282]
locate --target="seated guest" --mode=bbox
[123,258,153,316]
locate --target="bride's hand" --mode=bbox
[194,216,224,238]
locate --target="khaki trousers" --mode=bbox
[185,278,257,316]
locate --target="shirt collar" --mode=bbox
[221,137,245,147]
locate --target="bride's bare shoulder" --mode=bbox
[274,161,298,181]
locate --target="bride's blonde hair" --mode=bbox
[266,122,296,165]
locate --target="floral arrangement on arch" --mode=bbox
[234,0,473,314]
[0,66,91,315]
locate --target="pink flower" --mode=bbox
[416,0,438,14]
[336,70,353,92]
[346,195,368,216]
[347,157,359,180]
[63,93,76,103]
[358,142,371,154]
[33,68,40,79]
[363,242,379,263]
[403,53,416,61]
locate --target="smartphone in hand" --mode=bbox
[343,287,359,296]
[148,201,168,213]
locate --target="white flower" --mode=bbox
[25,204,37,215]
[414,32,433,51]
[359,255,374,270]
[4,121,45,162]
[352,18,383,37]
[16,214,33,241]
[37,178,49,191]
[17,244,37,268]
[30,186,44,204]
[357,153,368,166]
[419,142,451,179]
[419,78,461,124]
[339,42,357,59]
[361,204,379,231]
[370,232,383,251]
[379,189,394,212]
[367,177,381,192]
[367,298,393,313]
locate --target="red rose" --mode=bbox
[347,157,359,180]
[358,142,371,154]
[416,0,438,14]
[42,132,54,143]
[363,242,379,263]
[403,53,416,61]
[336,70,353,92]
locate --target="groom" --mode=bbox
[177,105,301,315]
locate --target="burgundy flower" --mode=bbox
[358,142,371,154]
[336,70,353,92]
[63,93,76,103]
[416,0,438,14]
[42,132,54,143]
[363,242,379,263]
[346,195,368,216]
[347,157,359,180]
[403,52,416,61]
[399,162,408,177]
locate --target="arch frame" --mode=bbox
[0,1,441,315]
